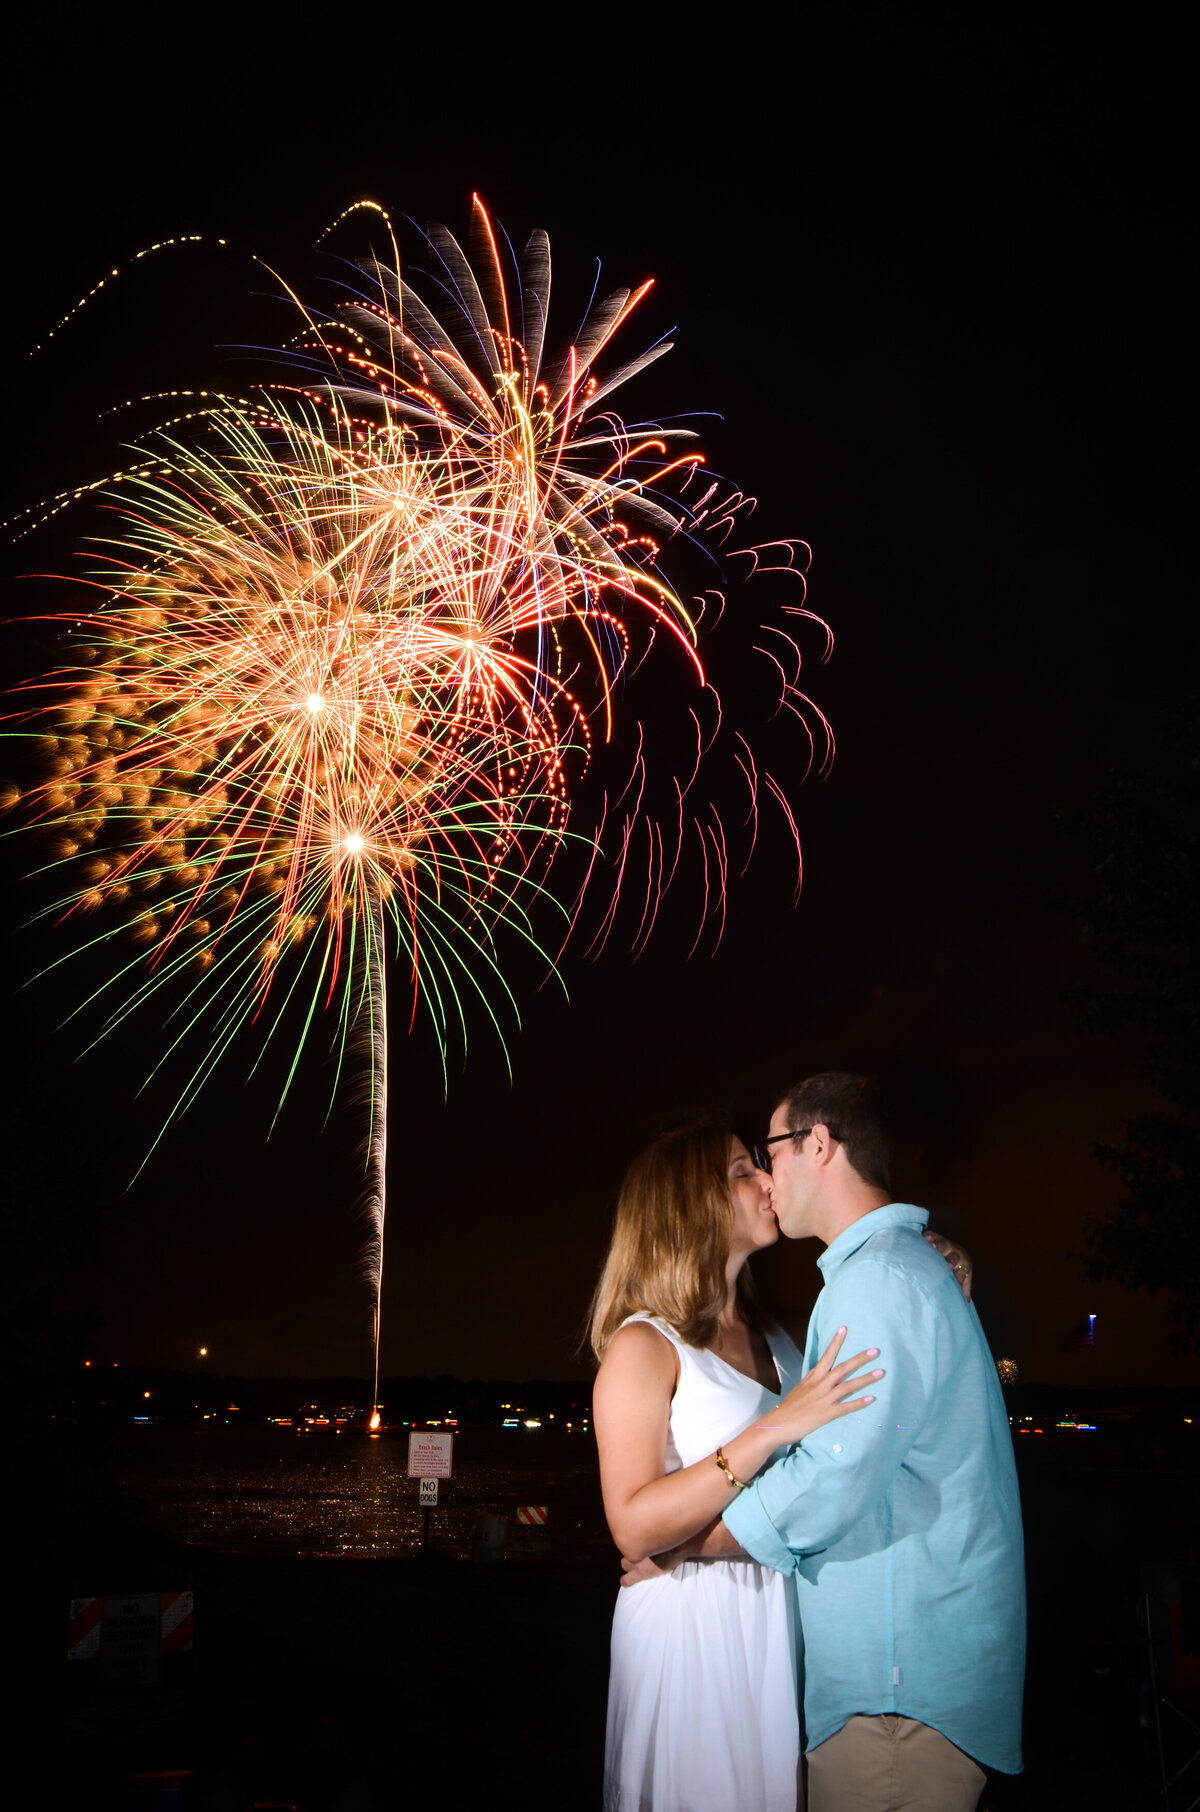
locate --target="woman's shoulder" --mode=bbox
[607,1313,687,1358]
[598,1315,684,1384]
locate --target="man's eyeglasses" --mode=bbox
[751,1128,840,1172]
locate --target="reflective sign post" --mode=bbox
[418,1476,438,1552]
[408,1432,453,1555]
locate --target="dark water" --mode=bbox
[112,1420,612,1561]
[111,1417,1200,1570]
[113,1416,1200,1564]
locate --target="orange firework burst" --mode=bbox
[6,198,828,1393]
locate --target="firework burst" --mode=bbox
[6,199,828,1395]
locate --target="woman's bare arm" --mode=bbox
[593,1321,880,1562]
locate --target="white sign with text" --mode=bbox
[407,1430,454,1478]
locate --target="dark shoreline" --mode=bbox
[20,1384,1199,1807]
[37,1508,1184,1811]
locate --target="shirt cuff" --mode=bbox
[722,1483,797,1575]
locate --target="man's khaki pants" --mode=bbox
[806,1714,987,1812]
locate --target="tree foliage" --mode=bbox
[1075,705,1200,1350]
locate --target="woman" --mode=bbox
[590,1122,883,1812]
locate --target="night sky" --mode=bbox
[2,10,1192,1387]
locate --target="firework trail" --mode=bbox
[5,199,828,1395]
[358,878,388,1416]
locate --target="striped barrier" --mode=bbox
[67,1597,102,1660]
[67,1592,194,1658]
[510,1505,552,1555]
[161,1591,194,1653]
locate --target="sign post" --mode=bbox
[407,1432,453,1554]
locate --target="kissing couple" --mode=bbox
[590,1070,1025,1812]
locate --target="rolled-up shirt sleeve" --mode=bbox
[724,1260,936,1571]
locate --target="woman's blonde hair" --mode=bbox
[587,1121,765,1362]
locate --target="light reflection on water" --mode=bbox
[113,1422,612,1561]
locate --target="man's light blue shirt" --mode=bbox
[723,1204,1024,1773]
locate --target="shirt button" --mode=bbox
[832,1443,843,1454]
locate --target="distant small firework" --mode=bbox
[6,198,830,1400]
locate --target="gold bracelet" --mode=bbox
[715,1446,748,1490]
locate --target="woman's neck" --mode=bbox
[716,1287,744,1338]
[720,1256,749,1326]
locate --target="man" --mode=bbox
[625,1072,1024,1810]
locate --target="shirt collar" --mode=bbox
[817,1203,930,1276]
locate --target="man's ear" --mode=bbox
[810,1123,837,1167]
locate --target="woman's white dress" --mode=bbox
[603,1313,807,1812]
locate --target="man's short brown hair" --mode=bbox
[778,1071,894,1193]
